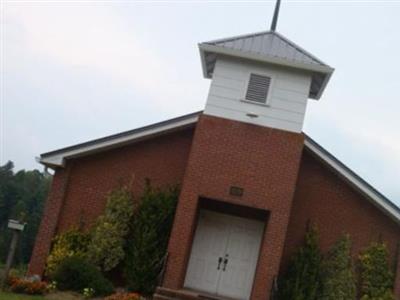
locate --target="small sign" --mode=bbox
[229,186,244,197]
[8,219,26,231]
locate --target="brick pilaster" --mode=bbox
[27,166,71,277]
[163,115,304,300]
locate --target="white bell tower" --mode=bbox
[198,31,334,133]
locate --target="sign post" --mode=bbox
[1,220,26,289]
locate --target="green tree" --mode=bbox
[0,161,51,265]
[278,224,322,300]
[358,242,395,300]
[320,234,356,300]
[124,182,179,295]
[87,185,135,272]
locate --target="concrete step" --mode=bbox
[156,287,179,298]
[153,294,174,300]
[154,287,226,300]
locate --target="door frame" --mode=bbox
[183,200,268,300]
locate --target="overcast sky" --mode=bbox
[1,0,399,205]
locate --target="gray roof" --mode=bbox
[199,31,334,100]
[39,111,400,225]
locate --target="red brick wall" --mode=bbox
[163,115,305,300]
[28,167,71,276]
[281,150,400,295]
[28,128,194,276]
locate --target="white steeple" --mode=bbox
[198,31,334,133]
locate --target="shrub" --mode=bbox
[358,242,395,300]
[6,274,18,287]
[87,185,135,272]
[52,256,114,296]
[278,224,322,300]
[320,234,356,300]
[105,292,141,300]
[124,182,179,295]
[9,278,48,295]
[46,227,90,277]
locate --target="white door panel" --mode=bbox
[217,218,264,300]
[184,210,264,300]
[184,211,228,293]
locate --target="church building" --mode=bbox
[28,23,400,300]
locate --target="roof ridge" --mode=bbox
[203,30,272,45]
[272,32,329,66]
[202,30,331,68]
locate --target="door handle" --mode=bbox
[217,257,223,270]
[222,257,228,271]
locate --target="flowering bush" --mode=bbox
[104,292,141,300]
[47,281,57,292]
[6,275,18,287]
[46,227,90,277]
[9,277,48,295]
[83,287,95,298]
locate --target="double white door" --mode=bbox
[184,210,264,300]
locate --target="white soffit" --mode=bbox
[39,112,200,168]
[199,31,334,100]
[39,112,400,224]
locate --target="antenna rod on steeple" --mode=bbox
[270,0,281,31]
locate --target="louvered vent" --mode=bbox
[245,74,271,104]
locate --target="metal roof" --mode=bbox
[199,31,334,100]
[39,111,400,225]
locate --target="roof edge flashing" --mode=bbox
[40,113,201,168]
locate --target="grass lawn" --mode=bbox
[0,291,84,300]
[0,291,45,300]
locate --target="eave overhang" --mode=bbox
[198,31,334,100]
[39,111,400,225]
[39,112,200,168]
[199,44,333,100]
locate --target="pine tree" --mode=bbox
[278,224,322,300]
[358,242,395,300]
[87,185,135,272]
[320,234,356,300]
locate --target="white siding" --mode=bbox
[204,57,312,133]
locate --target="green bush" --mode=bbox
[320,234,356,300]
[124,182,179,295]
[53,256,114,296]
[87,185,135,272]
[278,224,322,300]
[46,228,90,277]
[358,242,395,300]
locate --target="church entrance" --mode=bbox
[184,210,264,300]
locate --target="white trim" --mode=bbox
[304,139,400,224]
[40,114,199,168]
[38,112,400,224]
[198,46,209,79]
[199,44,334,75]
[199,44,334,100]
